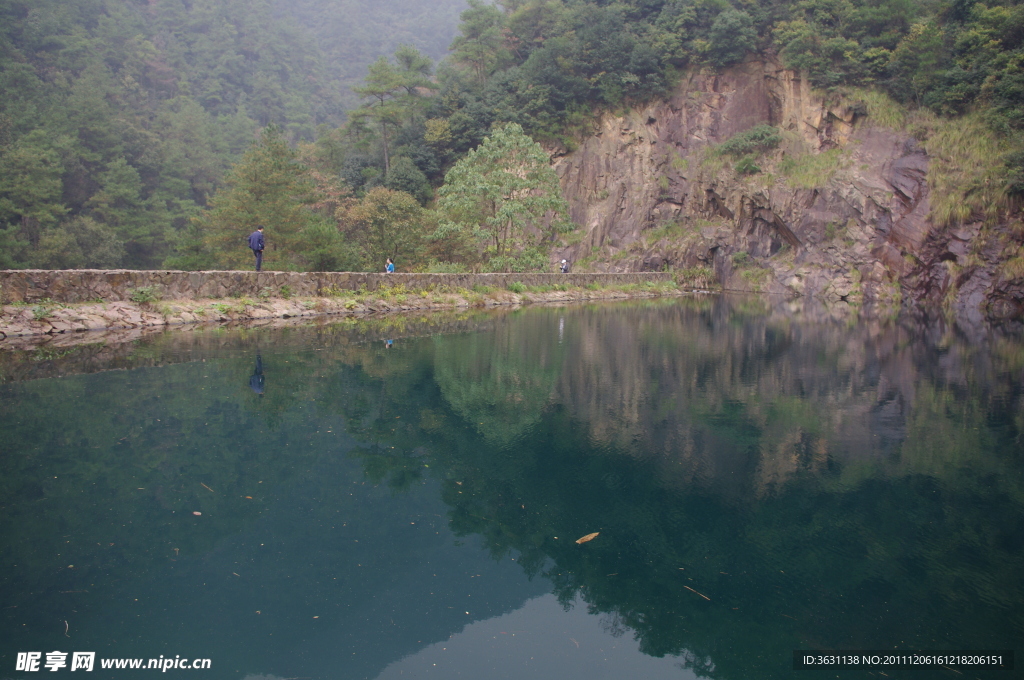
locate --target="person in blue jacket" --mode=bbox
[385,257,395,273]
[248,226,265,271]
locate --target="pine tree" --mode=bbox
[197,125,316,270]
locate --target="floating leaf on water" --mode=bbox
[575,532,600,544]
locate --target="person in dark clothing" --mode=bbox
[248,226,265,271]
[560,259,569,273]
[249,353,265,396]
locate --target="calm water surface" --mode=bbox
[1,297,1022,680]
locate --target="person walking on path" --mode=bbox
[248,226,265,271]
[560,259,569,273]
[385,257,395,274]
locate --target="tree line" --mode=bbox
[2,0,1022,272]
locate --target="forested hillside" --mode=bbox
[0,0,465,270]
[279,0,469,109]
[2,0,1022,274]
[215,0,1023,275]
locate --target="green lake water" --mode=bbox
[1,296,1022,679]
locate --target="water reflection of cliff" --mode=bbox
[420,297,1024,679]
[448,296,1024,496]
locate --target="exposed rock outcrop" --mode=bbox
[553,59,1023,323]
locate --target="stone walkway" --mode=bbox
[0,287,693,340]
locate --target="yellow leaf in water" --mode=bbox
[575,532,600,544]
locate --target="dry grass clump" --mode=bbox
[841,87,908,130]
[924,113,1013,227]
[840,88,1018,227]
[779,148,848,189]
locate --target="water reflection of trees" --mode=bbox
[362,298,1024,678]
[2,299,1022,679]
[433,315,566,447]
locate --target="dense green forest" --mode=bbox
[0,0,466,270]
[1,0,1022,271]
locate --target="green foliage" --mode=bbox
[1006,150,1024,198]
[384,157,434,205]
[716,125,782,158]
[708,10,758,67]
[0,0,472,272]
[449,0,507,85]
[301,218,361,273]
[30,299,64,321]
[351,48,438,174]
[0,0,363,269]
[283,0,467,111]
[436,123,572,272]
[675,266,717,288]
[346,186,429,272]
[188,125,357,271]
[740,267,771,286]
[129,286,162,305]
[507,281,527,294]
[734,155,761,175]
[5,0,1023,275]
[1001,252,1024,281]
[773,0,1024,135]
[280,285,294,300]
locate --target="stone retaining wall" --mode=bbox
[0,270,675,304]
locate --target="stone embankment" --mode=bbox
[0,269,686,340]
[0,270,673,304]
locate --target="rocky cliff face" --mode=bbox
[552,59,1023,324]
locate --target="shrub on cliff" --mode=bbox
[716,125,782,158]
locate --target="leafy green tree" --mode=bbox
[0,226,29,269]
[888,22,948,105]
[346,186,427,271]
[449,0,508,84]
[384,156,433,204]
[708,9,758,67]
[163,219,216,271]
[436,122,572,271]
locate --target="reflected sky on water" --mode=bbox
[0,297,1022,679]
